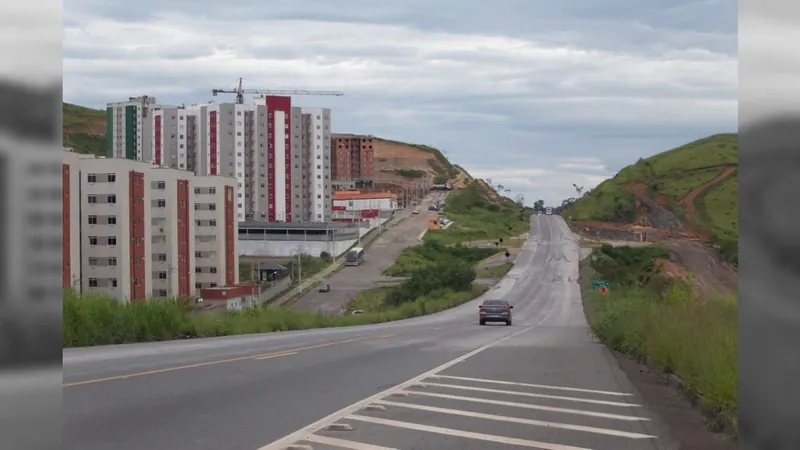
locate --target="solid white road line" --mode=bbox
[402,390,649,421]
[373,400,657,439]
[257,326,534,450]
[431,375,633,396]
[418,382,640,407]
[303,434,399,450]
[346,414,591,450]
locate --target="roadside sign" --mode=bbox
[591,280,610,288]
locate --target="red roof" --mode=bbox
[199,284,259,299]
[333,190,397,200]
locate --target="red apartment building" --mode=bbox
[331,134,375,180]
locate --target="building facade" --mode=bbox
[106,96,158,161]
[107,95,336,225]
[332,190,398,220]
[292,107,332,222]
[331,134,375,180]
[62,151,238,302]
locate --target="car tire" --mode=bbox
[479,320,485,326]
[506,320,512,326]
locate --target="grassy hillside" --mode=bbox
[63,103,106,156]
[562,133,738,254]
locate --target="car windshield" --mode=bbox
[482,300,506,306]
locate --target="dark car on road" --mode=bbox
[318,283,331,292]
[478,299,513,326]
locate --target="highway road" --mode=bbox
[63,215,679,450]
[288,194,442,314]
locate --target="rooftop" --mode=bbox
[333,190,397,200]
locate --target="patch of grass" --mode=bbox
[394,168,426,179]
[63,102,104,127]
[562,133,738,228]
[696,173,739,265]
[63,102,107,156]
[63,132,106,156]
[384,240,500,276]
[63,282,488,347]
[346,284,485,314]
[579,245,738,426]
[424,182,529,246]
[476,262,513,278]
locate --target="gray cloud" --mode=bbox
[63,0,737,205]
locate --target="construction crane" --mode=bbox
[211,78,344,104]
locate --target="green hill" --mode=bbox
[63,103,106,156]
[562,133,738,262]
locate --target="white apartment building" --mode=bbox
[106,95,158,161]
[112,95,335,225]
[62,151,238,302]
[293,107,332,222]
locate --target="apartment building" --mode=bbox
[292,107,332,222]
[192,177,238,290]
[264,95,293,222]
[106,95,158,161]
[331,134,375,180]
[110,94,336,224]
[62,151,238,301]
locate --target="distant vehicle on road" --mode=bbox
[318,283,330,292]
[478,299,513,326]
[545,207,552,215]
[412,209,419,214]
[345,247,365,266]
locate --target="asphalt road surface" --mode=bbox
[288,194,440,314]
[63,215,679,450]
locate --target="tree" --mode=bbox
[533,199,545,211]
[572,183,585,197]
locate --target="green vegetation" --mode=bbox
[581,244,737,430]
[562,133,738,263]
[384,240,500,276]
[63,103,107,156]
[347,284,486,314]
[476,262,513,278]
[64,280,485,348]
[696,174,739,265]
[394,168,426,179]
[425,182,529,245]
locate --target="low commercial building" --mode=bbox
[331,190,398,220]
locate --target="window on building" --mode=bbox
[110,278,118,288]
[89,236,98,245]
[88,195,97,204]
[107,174,116,183]
[88,215,97,225]
[157,253,167,261]
[107,216,117,225]
[108,194,117,204]
[158,272,167,280]
[87,174,97,183]
[88,278,98,287]
[88,257,98,266]
[108,236,117,246]
[108,257,117,266]
[156,199,166,208]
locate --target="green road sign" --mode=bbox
[591,280,610,288]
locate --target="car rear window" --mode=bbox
[483,300,506,306]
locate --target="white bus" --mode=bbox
[345,247,365,266]
[545,207,553,215]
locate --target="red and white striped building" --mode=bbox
[143,96,332,223]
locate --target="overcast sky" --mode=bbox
[62,0,737,205]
